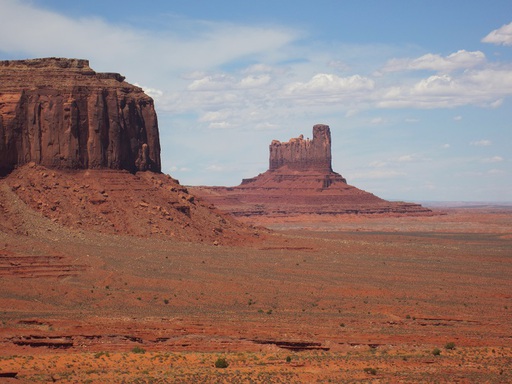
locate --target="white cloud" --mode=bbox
[199,110,233,123]
[239,74,271,88]
[377,66,512,109]
[208,121,232,129]
[453,115,462,121]
[382,50,486,73]
[0,0,300,84]
[441,144,451,149]
[398,155,414,162]
[206,164,225,172]
[482,22,512,46]
[483,156,504,163]
[187,74,235,91]
[327,60,351,72]
[3,0,512,123]
[255,122,280,131]
[369,160,387,167]
[370,117,385,125]
[169,166,191,172]
[283,73,374,98]
[413,74,457,94]
[488,99,503,108]
[135,84,164,101]
[470,140,492,146]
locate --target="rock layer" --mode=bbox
[192,124,433,219]
[0,58,160,175]
[269,124,335,173]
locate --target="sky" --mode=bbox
[1,0,511,202]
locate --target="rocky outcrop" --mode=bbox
[0,58,160,175]
[269,124,334,172]
[192,124,433,219]
[243,124,347,187]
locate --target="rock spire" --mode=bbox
[269,124,333,172]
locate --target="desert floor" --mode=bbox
[1,206,511,383]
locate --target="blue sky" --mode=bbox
[1,0,511,202]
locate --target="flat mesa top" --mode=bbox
[0,57,127,88]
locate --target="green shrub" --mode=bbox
[432,348,441,356]
[444,342,456,350]
[215,356,229,368]
[286,356,292,363]
[131,346,146,354]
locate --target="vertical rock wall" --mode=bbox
[0,58,161,175]
[269,124,333,172]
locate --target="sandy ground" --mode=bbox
[0,206,511,382]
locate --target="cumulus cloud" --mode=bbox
[282,73,374,101]
[412,74,457,94]
[482,22,512,46]
[382,50,486,73]
[285,73,373,92]
[187,75,236,91]
[378,66,512,109]
[199,110,233,123]
[239,74,272,88]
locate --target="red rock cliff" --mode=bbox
[269,124,333,171]
[0,58,160,175]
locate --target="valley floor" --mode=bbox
[0,207,511,382]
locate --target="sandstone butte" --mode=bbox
[0,57,160,175]
[192,124,433,219]
[0,58,261,244]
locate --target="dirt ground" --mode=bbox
[1,202,511,382]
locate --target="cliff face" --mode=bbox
[0,58,160,175]
[269,124,333,172]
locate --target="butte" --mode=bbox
[0,57,260,244]
[192,124,433,219]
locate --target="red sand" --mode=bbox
[1,194,511,382]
